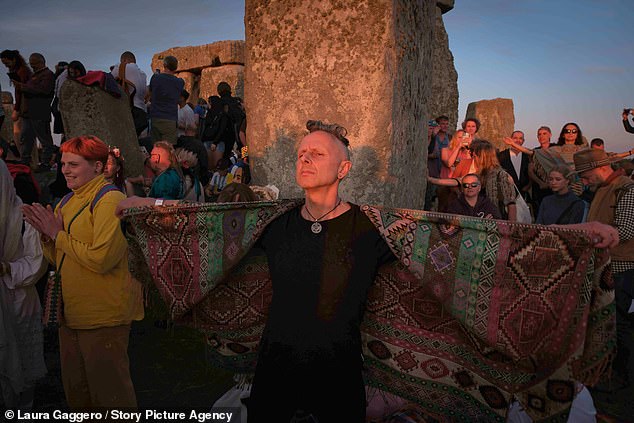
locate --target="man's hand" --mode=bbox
[503,136,515,146]
[564,221,619,249]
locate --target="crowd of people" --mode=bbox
[0,46,633,422]
[1,49,251,208]
[0,48,261,413]
[426,115,634,225]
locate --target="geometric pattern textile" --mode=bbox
[124,200,615,422]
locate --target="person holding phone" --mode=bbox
[444,129,476,179]
[623,108,634,134]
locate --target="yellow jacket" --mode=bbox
[43,175,143,329]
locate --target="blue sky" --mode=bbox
[1,0,632,151]
[444,0,633,151]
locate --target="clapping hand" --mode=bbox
[22,203,64,241]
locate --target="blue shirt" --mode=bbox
[149,73,184,121]
[149,168,183,200]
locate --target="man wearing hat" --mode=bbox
[574,148,634,390]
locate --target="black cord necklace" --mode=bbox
[304,198,342,234]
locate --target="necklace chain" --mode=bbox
[304,198,342,222]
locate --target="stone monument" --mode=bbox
[59,80,145,177]
[429,2,459,130]
[152,40,245,102]
[245,0,442,208]
[465,98,515,150]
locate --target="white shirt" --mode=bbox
[510,149,523,181]
[177,104,197,137]
[54,69,68,98]
[111,62,147,111]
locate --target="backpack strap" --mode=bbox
[58,191,74,209]
[116,62,136,106]
[90,184,121,213]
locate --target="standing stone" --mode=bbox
[1,92,13,143]
[429,6,459,130]
[465,98,515,150]
[152,40,245,73]
[176,71,198,100]
[59,80,145,177]
[153,41,246,104]
[199,65,245,100]
[245,0,436,209]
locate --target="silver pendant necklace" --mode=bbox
[304,199,342,234]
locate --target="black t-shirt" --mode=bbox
[250,204,395,419]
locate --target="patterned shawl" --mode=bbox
[532,146,587,196]
[124,200,615,422]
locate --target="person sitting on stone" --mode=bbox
[66,60,86,80]
[48,60,87,202]
[445,173,501,219]
[111,51,148,137]
[535,165,586,225]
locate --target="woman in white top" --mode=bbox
[0,159,47,409]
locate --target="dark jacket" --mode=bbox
[21,67,54,121]
[8,64,32,115]
[446,194,502,219]
[498,148,530,191]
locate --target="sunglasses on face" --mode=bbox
[462,182,480,188]
[563,129,578,134]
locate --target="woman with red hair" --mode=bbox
[22,135,143,410]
